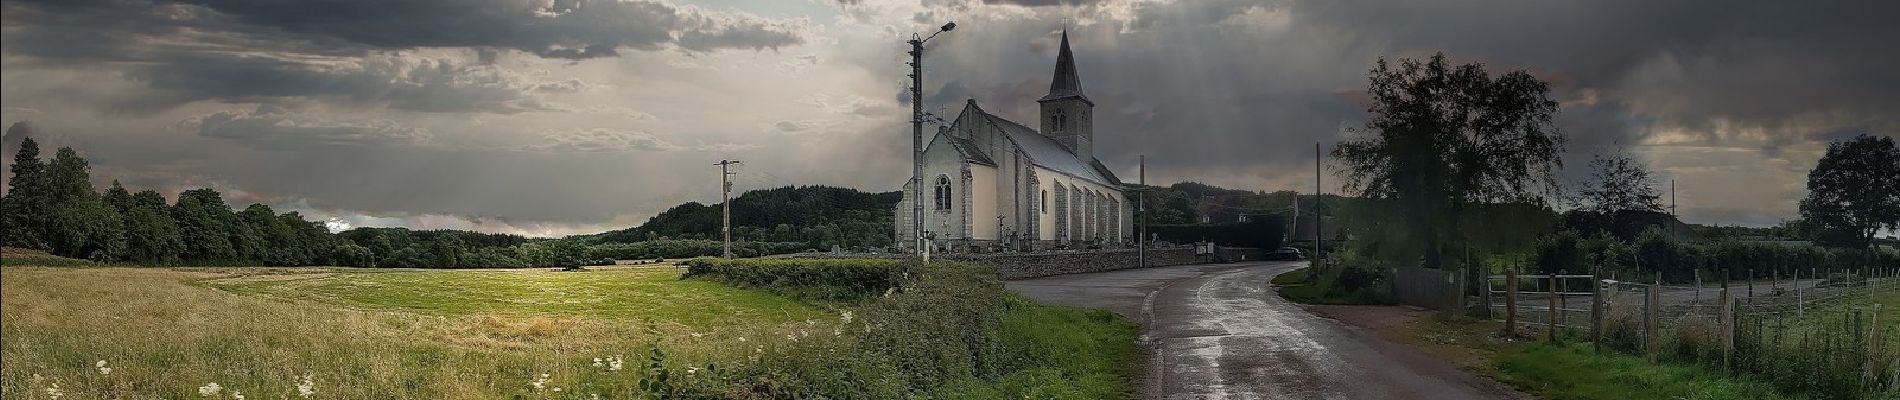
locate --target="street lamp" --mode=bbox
[909,21,955,263]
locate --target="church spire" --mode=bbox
[1042,29,1085,101]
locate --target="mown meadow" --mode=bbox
[1,257,1140,399]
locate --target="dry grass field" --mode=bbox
[1,265,836,399]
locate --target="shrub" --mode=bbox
[681,258,909,303]
[662,261,1137,399]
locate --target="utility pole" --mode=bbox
[717,159,741,258]
[1315,142,1324,269]
[1138,154,1146,269]
[908,22,956,264]
[1670,179,1677,218]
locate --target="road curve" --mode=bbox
[1005,261,1528,400]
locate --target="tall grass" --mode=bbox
[650,260,1141,399]
[0,267,825,398]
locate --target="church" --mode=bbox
[895,31,1131,252]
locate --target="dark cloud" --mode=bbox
[1290,0,1900,145]
[194,105,433,150]
[1,0,809,114]
[1,0,810,60]
[119,53,560,114]
[980,0,1109,7]
[520,128,682,153]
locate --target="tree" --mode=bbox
[121,190,186,263]
[173,188,240,261]
[103,180,133,214]
[3,137,49,249]
[328,243,375,267]
[1799,134,1900,248]
[1578,152,1663,213]
[43,147,125,260]
[1331,53,1565,267]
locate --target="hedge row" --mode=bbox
[681,258,909,302]
[585,240,809,260]
[1536,228,1900,283]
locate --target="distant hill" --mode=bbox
[585,186,902,249]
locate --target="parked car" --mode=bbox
[1267,247,1305,261]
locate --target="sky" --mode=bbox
[2,0,1895,237]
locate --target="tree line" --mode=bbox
[585,186,901,250]
[0,138,837,267]
[1324,53,1899,283]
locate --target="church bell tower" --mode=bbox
[1039,29,1094,157]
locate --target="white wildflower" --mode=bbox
[530,373,550,390]
[737,336,746,342]
[686,367,699,375]
[95,360,112,375]
[31,373,44,383]
[591,394,601,400]
[607,355,624,371]
[199,382,222,396]
[690,332,704,338]
[231,390,245,400]
[592,357,603,368]
[553,387,563,393]
[839,310,853,324]
[296,374,316,398]
[44,381,63,399]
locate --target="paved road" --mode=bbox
[1007,261,1527,400]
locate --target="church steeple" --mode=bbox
[1039,29,1094,157]
[1042,29,1087,102]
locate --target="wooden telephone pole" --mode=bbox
[717,160,742,258]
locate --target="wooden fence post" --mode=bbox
[1748,268,1755,298]
[1483,271,1494,320]
[1592,267,1604,352]
[1694,269,1702,304]
[1721,286,1733,372]
[1796,268,1805,317]
[1549,272,1559,341]
[1505,268,1518,338]
[1870,306,1883,385]
[1647,272,1661,363]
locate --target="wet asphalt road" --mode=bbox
[1005,261,1528,400]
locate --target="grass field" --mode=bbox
[1372,286,1900,400]
[209,267,826,324]
[1271,266,1386,305]
[1,265,832,398]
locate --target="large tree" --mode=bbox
[122,190,186,263]
[1579,152,1663,214]
[1331,53,1565,268]
[42,147,126,260]
[1799,134,1900,248]
[3,137,49,249]
[173,188,240,261]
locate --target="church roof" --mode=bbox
[946,134,996,166]
[964,103,1120,186]
[1039,29,1088,103]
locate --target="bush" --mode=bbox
[1147,216,1288,250]
[586,240,808,261]
[659,261,1135,399]
[681,258,909,302]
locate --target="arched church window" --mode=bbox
[934,175,952,210]
[1052,110,1067,132]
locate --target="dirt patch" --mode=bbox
[1305,304,1526,376]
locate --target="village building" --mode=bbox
[895,31,1131,252]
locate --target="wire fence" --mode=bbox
[1484,267,1900,398]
